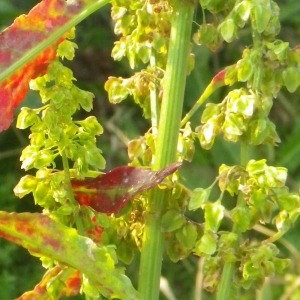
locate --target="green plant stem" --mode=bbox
[138,2,195,299]
[61,150,84,235]
[180,81,215,127]
[217,26,264,299]
[150,50,159,135]
[61,150,76,205]
[0,0,110,83]
[216,139,248,300]
[252,30,263,91]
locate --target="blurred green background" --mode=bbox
[1,0,300,299]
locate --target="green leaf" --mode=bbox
[260,200,274,223]
[33,181,49,205]
[43,108,58,129]
[77,116,103,136]
[234,94,255,117]
[218,232,238,249]
[94,212,110,229]
[201,103,221,123]
[13,175,38,198]
[17,108,39,129]
[199,0,211,7]
[195,231,216,255]
[249,189,267,208]
[273,257,290,274]
[85,148,106,170]
[265,166,287,187]
[282,67,300,93]
[230,206,251,232]
[198,121,217,150]
[116,240,134,265]
[276,193,300,212]
[274,211,292,234]
[161,210,185,232]
[136,43,151,63]
[253,5,271,33]
[237,59,253,82]
[57,40,78,60]
[112,41,126,61]
[52,89,66,108]
[224,64,238,86]
[55,205,75,216]
[0,212,139,300]
[127,138,145,160]
[243,261,260,280]
[222,113,244,136]
[219,19,235,43]
[246,159,266,176]
[105,77,129,103]
[236,1,251,22]
[167,234,190,262]
[81,274,101,299]
[77,90,94,112]
[189,187,211,210]
[33,150,57,169]
[175,222,197,249]
[193,23,221,51]
[204,202,224,232]
[250,118,268,145]
[30,132,45,147]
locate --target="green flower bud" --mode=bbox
[14,175,38,198]
[17,108,39,129]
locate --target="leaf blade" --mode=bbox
[0,0,110,132]
[0,211,140,300]
[71,162,182,214]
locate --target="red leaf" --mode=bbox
[71,162,182,214]
[63,270,81,297]
[16,266,81,299]
[211,68,226,86]
[16,266,61,300]
[0,0,105,132]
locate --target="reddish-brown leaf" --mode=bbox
[63,270,81,297]
[71,162,182,214]
[16,266,61,300]
[16,266,81,300]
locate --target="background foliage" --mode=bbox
[1,0,300,299]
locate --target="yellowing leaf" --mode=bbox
[0,212,139,300]
[0,0,110,132]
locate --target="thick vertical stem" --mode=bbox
[138,2,194,299]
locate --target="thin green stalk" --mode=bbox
[216,139,248,300]
[252,30,263,92]
[61,150,84,235]
[150,50,159,135]
[138,2,195,299]
[217,25,265,300]
[180,81,215,127]
[61,150,76,205]
[180,69,226,127]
